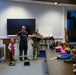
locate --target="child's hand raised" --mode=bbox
[53,57,57,59]
[57,55,61,57]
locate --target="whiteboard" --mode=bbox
[39,26,53,37]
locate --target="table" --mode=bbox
[46,50,74,75]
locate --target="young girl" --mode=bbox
[8,38,16,66]
[60,42,69,54]
[60,43,66,54]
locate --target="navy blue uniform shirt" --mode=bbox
[17,31,28,42]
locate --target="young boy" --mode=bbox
[57,47,72,59]
[64,49,76,63]
[54,47,72,59]
[8,38,16,66]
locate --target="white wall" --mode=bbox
[0,1,65,39]
[0,1,66,56]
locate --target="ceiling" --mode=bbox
[2,0,76,5]
[1,0,76,7]
[33,0,76,5]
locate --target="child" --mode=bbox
[8,38,16,66]
[55,47,72,59]
[55,42,62,52]
[55,41,59,46]
[73,64,76,68]
[60,43,67,54]
[50,40,55,50]
[73,64,76,74]
[64,49,76,63]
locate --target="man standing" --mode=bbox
[31,30,43,60]
[16,26,28,61]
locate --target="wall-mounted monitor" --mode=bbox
[7,19,35,35]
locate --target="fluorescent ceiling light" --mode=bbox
[55,2,58,4]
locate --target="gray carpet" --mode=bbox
[0,57,46,75]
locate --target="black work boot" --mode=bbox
[19,57,23,61]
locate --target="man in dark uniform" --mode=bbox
[16,26,28,61]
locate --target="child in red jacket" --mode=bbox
[8,38,16,66]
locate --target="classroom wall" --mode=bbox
[0,1,65,56]
[0,1,65,39]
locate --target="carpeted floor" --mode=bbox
[0,57,46,75]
